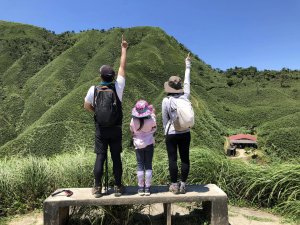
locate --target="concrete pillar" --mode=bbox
[203,198,228,225]
[44,202,69,225]
[163,203,171,225]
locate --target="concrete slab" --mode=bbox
[45,184,227,206]
[44,184,228,225]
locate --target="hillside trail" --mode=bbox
[235,148,248,158]
[7,205,292,225]
[229,148,250,161]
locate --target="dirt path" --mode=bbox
[235,149,248,159]
[7,205,292,225]
[228,206,289,225]
[7,210,42,225]
[228,148,251,161]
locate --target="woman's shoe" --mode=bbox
[179,184,186,194]
[169,183,179,194]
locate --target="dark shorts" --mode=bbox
[95,125,122,154]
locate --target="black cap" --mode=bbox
[99,65,115,82]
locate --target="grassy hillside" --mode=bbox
[0,22,226,157]
[0,20,76,147]
[1,21,299,160]
[207,77,300,161]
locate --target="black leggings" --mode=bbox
[165,132,191,183]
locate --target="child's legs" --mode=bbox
[144,144,154,170]
[135,148,146,171]
[135,148,146,187]
[144,144,154,187]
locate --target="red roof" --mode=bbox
[229,134,257,142]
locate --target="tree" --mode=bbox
[280,67,290,87]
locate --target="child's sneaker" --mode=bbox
[92,186,102,198]
[169,183,179,194]
[144,187,151,196]
[138,187,144,196]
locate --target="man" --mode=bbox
[84,35,128,197]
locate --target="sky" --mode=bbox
[0,0,299,70]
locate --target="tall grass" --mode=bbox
[0,147,299,222]
[0,147,94,215]
[68,205,147,225]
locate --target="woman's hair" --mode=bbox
[137,118,145,131]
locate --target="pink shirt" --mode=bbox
[130,114,156,149]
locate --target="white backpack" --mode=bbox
[169,97,195,132]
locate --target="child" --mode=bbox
[130,100,156,196]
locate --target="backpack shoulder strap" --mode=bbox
[166,121,172,135]
[165,96,175,135]
[93,85,103,106]
[93,86,97,107]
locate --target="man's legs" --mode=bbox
[93,124,109,197]
[109,127,123,187]
[109,144,122,186]
[94,153,107,187]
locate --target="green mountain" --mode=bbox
[0,20,299,160]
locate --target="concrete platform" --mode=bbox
[44,184,228,225]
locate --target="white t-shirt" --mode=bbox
[85,75,125,105]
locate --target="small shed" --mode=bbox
[229,134,257,149]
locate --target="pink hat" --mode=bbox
[132,100,153,118]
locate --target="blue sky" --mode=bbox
[1,0,299,70]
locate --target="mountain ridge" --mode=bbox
[0,21,299,160]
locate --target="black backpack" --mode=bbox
[93,85,122,127]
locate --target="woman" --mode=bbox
[162,53,192,194]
